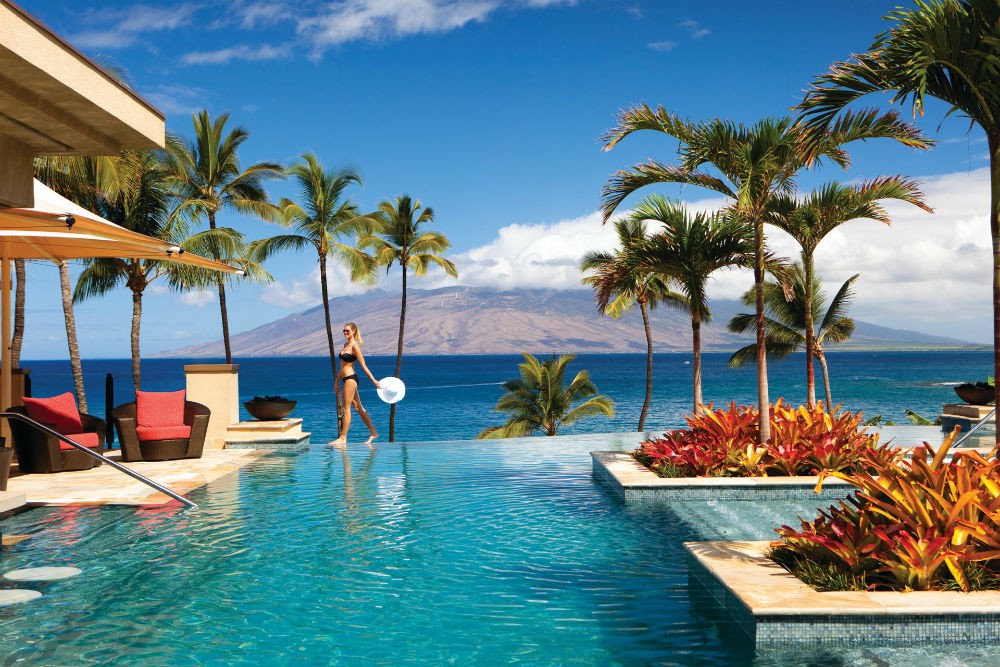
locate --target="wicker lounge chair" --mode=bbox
[6,402,106,474]
[112,392,209,462]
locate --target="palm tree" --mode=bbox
[58,262,86,411]
[728,265,859,408]
[629,196,757,413]
[249,153,376,387]
[768,179,929,406]
[33,156,117,412]
[581,213,681,430]
[11,260,25,368]
[795,0,1000,421]
[477,353,615,438]
[167,110,284,363]
[364,195,458,442]
[73,148,175,390]
[600,107,923,442]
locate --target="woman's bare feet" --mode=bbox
[328,438,347,448]
[365,432,379,446]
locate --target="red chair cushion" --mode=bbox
[136,425,191,442]
[136,390,186,428]
[58,432,100,451]
[23,392,83,434]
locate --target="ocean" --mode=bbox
[17,350,993,443]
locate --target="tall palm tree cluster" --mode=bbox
[583,0,983,438]
[30,111,458,442]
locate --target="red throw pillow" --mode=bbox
[136,390,186,428]
[23,392,83,434]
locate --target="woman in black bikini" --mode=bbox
[331,322,380,446]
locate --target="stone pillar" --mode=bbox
[185,364,239,450]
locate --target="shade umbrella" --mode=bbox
[0,178,241,419]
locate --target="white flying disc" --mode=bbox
[377,376,406,404]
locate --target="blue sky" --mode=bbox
[13,0,993,358]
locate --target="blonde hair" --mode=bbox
[345,322,363,345]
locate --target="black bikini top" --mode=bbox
[339,351,357,362]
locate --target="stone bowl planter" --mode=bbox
[243,399,296,421]
[954,385,995,405]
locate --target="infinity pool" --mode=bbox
[0,433,992,666]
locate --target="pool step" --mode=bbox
[224,418,310,450]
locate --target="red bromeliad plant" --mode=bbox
[634,399,892,478]
[772,427,1000,591]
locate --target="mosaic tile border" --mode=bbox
[225,436,311,451]
[687,540,1000,646]
[591,451,852,502]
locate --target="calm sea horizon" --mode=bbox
[15,350,992,443]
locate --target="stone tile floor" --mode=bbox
[0,448,264,508]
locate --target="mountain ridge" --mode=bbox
[156,286,985,358]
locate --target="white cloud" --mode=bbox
[71,4,198,49]
[297,0,574,53]
[259,264,375,308]
[444,169,995,342]
[680,19,710,39]
[179,290,216,307]
[234,1,294,29]
[140,83,210,116]
[648,41,676,52]
[433,211,617,290]
[181,44,290,65]
[299,0,496,51]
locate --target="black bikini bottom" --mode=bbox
[343,374,359,385]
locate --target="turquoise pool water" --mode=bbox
[0,433,994,666]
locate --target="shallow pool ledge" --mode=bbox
[687,540,1000,646]
[591,451,851,502]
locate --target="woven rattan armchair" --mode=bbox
[112,400,210,462]
[6,405,105,473]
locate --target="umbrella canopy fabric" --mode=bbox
[0,178,241,421]
[0,179,237,272]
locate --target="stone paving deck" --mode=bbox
[0,448,265,508]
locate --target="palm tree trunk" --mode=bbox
[11,259,25,368]
[816,345,833,408]
[692,313,703,414]
[319,253,342,433]
[389,264,407,443]
[131,288,142,391]
[754,219,770,443]
[803,258,817,408]
[208,211,233,364]
[991,133,1000,446]
[59,262,87,413]
[638,299,652,431]
[217,276,232,364]
[319,254,337,380]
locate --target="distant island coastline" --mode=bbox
[155,286,987,358]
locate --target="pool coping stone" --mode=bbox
[687,539,1000,645]
[591,451,851,501]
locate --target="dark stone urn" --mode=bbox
[954,385,995,405]
[243,398,297,421]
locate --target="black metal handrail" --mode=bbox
[1,411,197,508]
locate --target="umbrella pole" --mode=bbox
[1,253,10,442]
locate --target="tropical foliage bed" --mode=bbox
[771,428,1000,592]
[633,400,895,478]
